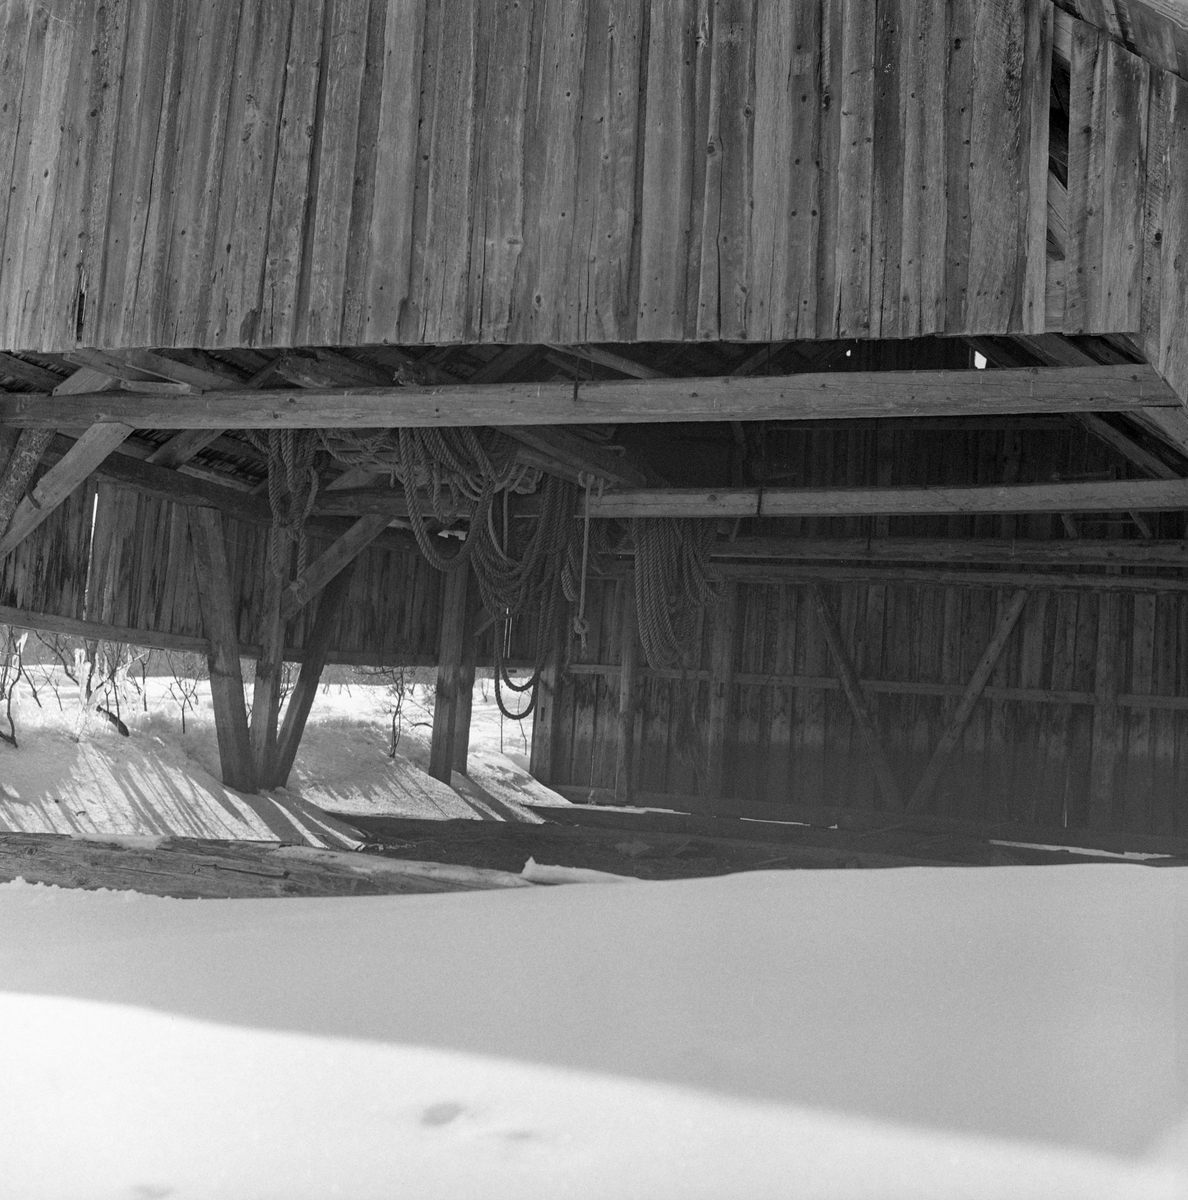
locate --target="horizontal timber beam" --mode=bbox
[588,478,1188,519]
[702,563,1188,592]
[697,537,1188,567]
[0,364,1173,428]
[0,602,535,669]
[563,662,1188,712]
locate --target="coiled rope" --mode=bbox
[319,426,586,720]
[630,517,719,670]
[245,430,322,578]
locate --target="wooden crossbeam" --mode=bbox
[812,586,904,809]
[545,343,665,379]
[502,425,648,487]
[0,364,1172,428]
[0,353,62,391]
[695,536,1188,567]
[63,349,195,392]
[906,589,1031,812]
[0,423,132,558]
[280,513,391,619]
[146,429,227,468]
[587,477,1188,518]
[1076,414,1183,479]
[111,348,249,390]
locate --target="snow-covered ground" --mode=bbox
[2,865,1185,1198]
[0,670,564,841]
[1,669,1184,1197]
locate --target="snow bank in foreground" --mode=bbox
[2,991,1177,1200]
[1,865,1184,1197]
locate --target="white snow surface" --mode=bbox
[2,865,1186,1198]
[0,676,565,843]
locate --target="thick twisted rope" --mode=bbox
[320,426,587,719]
[246,430,321,578]
[631,517,719,670]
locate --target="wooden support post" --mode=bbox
[706,583,738,802]
[0,423,132,558]
[812,585,904,809]
[452,596,478,777]
[907,589,1030,813]
[270,561,360,789]
[429,565,471,784]
[615,575,640,805]
[250,530,291,785]
[188,507,256,792]
[1088,591,1123,828]
[530,608,566,786]
[0,428,18,474]
[0,428,52,537]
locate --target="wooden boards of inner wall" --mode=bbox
[0,0,1057,352]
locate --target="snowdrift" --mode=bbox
[2,864,1184,1198]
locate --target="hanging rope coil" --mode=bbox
[320,426,592,720]
[630,517,719,670]
[245,430,322,578]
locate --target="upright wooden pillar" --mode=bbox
[1089,591,1123,829]
[530,607,566,786]
[0,428,53,540]
[705,583,738,801]
[270,560,359,788]
[615,576,639,805]
[452,587,478,776]
[188,507,256,792]
[429,564,471,784]
[250,529,291,783]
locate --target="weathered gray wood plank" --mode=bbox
[0,364,1172,428]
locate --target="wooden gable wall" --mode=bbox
[0,0,1061,351]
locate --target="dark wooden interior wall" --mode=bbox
[538,418,1188,838]
[551,572,1188,837]
[1,0,1058,352]
[0,476,454,663]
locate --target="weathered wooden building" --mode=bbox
[1,0,1188,846]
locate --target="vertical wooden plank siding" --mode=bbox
[868,0,904,338]
[297,0,371,345]
[1098,39,1149,332]
[897,0,948,337]
[1021,0,1054,334]
[1157,75,1188,404]
[1065,26,1150,335]
[637,0,711,340]
[965,0,1035,333]
[4,0,1132,353]
[360,0,425,343]
[832,0,876,337]
[705,581,737,801]
[749,1,820,339]
[257,0,326,345]
[695,0,756,340]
